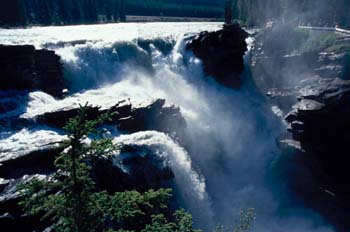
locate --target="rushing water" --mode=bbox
[0,22,335,231]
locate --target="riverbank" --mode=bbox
[125,15,222,22]
[0,15,222,29]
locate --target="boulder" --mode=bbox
[186,24,249,88]
[0,45,65,97]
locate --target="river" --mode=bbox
[0,22,334,231]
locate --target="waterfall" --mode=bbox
[113,131,214,227]
[0,23,335,231]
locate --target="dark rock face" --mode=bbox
[37,99,186,138]
[0,45,65,97]
[93,145,174,193]
[285,78,350,185]
[0,148,62,179]
[0,95,185,231]
[187,24,249,88]
[281,78,350,231]
[251,25,350,230]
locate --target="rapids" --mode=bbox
[0,22,334,231]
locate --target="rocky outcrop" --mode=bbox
[0,147,62,180]
[187,24,249,88]
[285,78,350,182]
[0,45,65,97]
[36,99,186,138]
[279,78,350,231]
[251,25,350,100]
[252,24,350,231]
[93,145,174,193]
[0,143,175,232]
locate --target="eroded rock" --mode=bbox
[187,24,249,88]
[36,99,186,137]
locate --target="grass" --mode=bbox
[325,43,350,53]
[300,32,340,53]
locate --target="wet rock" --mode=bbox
[0,45,65,97]
[186,23,249,88]
[0,147,62,179]
[0,142,175,231]
[37,99,186,138]
[93,145,174,193]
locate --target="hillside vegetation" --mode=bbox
[0,0,224,26]
[0,0,349,29]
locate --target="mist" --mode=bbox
[0,21,342,231]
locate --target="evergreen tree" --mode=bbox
[19,104,201,232]
[0,0,25,26]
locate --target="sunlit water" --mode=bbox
[0,22,334,231]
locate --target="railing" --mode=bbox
[298,26,350,35]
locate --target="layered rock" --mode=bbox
[252,24,350,230]
[36,99,186,138]
[279,78,350,231]
[0,45,65,97]
[285,78,350,181]
[187,23,249,88]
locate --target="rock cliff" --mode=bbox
[187,24,249,88]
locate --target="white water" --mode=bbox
[0,22,334,231]
[113,131,213,224]
[0,128,65,162]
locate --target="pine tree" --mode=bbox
[19,105,116,231]
[19,104,201,232]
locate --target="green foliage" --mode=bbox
[300,32,339,52]
[233,209,255,232]
[124,0,223,18]
[325,43,350,53]
[19,104,200,232]
[142,209,202,232]
[1,0,126,26]
[1,0,224,26]
[0,1,26,26]
[214,208,255,232]
[19,104,117,232]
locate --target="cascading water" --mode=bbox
[0,23,335,231]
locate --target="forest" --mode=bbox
[0,0,224,26]
[0,0,350,29]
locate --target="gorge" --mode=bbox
[0,21,349,232]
